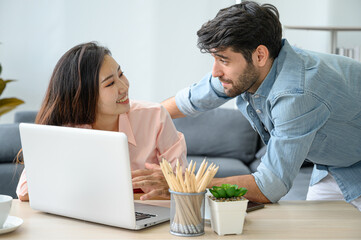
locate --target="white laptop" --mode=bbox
[19,123,170,230]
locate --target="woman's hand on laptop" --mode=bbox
[132,163,170,200]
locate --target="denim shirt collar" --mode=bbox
[249,39,305,99]
[253,57,278,98]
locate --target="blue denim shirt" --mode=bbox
[175,39,361,203]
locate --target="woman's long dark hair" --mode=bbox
[17,42,110,163]
[36,42,111,125]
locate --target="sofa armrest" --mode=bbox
[0,124,21,164]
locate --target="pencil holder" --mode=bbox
[169,190,206,237]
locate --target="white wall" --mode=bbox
[327,0,361,49]
[1,0,360,123]
[0,0,235,123]
[256,0,361,53]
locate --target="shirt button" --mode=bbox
[254,94,259,98]
[256,109,262,114]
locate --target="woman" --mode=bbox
[17,42,187,201]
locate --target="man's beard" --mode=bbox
[221,64,260,97]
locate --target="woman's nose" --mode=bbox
[116,76,129,93]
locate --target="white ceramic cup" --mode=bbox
[0,195,13,228]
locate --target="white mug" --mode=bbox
[0,195,13,228]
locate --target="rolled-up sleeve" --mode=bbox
[175,72,232,116]
[252,93,330,202]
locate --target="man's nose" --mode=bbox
[212,62,223,78]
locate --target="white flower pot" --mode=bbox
[207,197,248,236]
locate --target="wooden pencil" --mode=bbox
[160,158,219,234]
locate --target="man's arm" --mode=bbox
[162,73,231,118]
[161,97,186,119]
[209,174,271,203]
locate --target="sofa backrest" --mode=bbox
[14,111,38,123]
[172,108,260,164]
[7,109,261,164]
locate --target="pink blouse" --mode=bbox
[17,100,187,200]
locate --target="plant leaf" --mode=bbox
[225,186,236,197]
[0,79,5,96]
[236,187,248,197]
[0,79,16,96]
[209,189,219,198]
[5,79,16,83]
[221,183,231,189]
[211,185,248,198]
[234,189,241,196]
[0,98,25,116]
[215,188,227,198]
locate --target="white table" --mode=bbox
[4,200,361,239]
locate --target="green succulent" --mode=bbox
[0,63,25,117]
[209,184,248,199]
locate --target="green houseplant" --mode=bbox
[208,184,248,235]
[0,63,24,117]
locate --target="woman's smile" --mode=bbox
[116,95,129,104]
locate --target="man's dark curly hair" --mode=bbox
[197,1,282,63]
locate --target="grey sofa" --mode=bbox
[173,108,313,201]
[0,109,312,200]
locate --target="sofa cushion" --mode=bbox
[249,159,261,173]
[0,124,22,163]
[0,163,24,198]
[173,108,259,164]
[187,156,251,178]
[14,111,37,123]
[280,167,313,200]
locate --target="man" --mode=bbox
[162,1,361,210]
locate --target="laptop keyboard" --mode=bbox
[135,212,156,221]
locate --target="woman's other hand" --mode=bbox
[132,163,170,200]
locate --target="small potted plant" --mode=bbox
[208,184,248,235]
